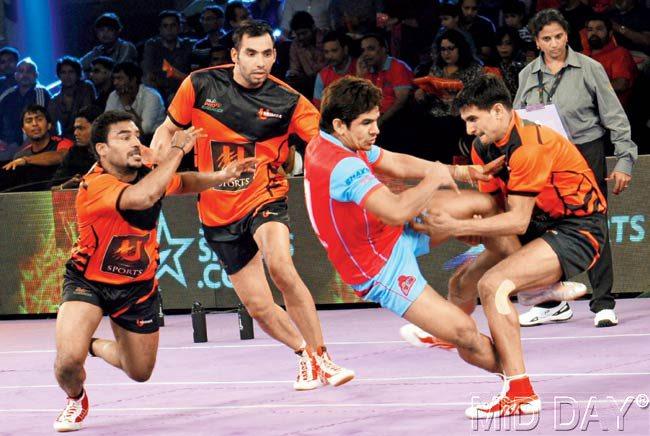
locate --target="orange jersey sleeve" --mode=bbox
[168,75,196,127]
[84,173,129,216]
[165,173,184,195]
[471,146,501,194]
[56,138,74,151]
[507,144,553,196]
[289,95,319,143]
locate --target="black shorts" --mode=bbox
[61,267,159,334]
[519,213,607,280]
[202,199,291,275]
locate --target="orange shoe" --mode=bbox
[293,348,321,391]
[316,347,355,387]
[53,389,89,432]
[465,376,541,419]
[399,324,456,350]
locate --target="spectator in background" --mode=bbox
[608,0,650,56]
[286,11,326,99]
[330,0,381,36]
[2,105,73,191]
[0,58,51,161]
[460,0,497,64]
[219,2,251,52]
[583,14,637,108]
[503,0,533,44]
[559,0,593,51]
[357,33,413,149]
[313,31,357,108]
[105,62,165,141]
[209,45,230,66]
[382,0,438,68]
[412,29,483,162]
[88,57,114,110]
[142,10,194,104]
[0,46,19,93]
[495,27,527,96]
[249,0,282,28]
[514,9,637,328]
[192,5,226,69]
[48,56,96,139]
[80,13,138,74]
[436,3,479,58]
[281,0,331,36]
[51,105,102,188]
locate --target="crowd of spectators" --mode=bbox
[0,0,648,192]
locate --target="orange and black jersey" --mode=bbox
[471,112,607,219]
[67,164,183,285]
[167,65,319,227]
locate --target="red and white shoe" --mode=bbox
[465,376,541,419]
[517,281,587,307]
[293,348,321,391]
[316,347,355,387]
[399,324,456,350]
[53,389,89,432]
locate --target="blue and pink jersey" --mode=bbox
[303,131,403,285]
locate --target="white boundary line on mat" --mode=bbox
[0,397,641,414]
[2,332,650,355]
[2,372,649,390]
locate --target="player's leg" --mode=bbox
[253,220,355,387]
[53,301,102,432]
[107,321,159,382]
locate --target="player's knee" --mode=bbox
[477,273,501,300]
[241,298,273,321]
[125,364,155,383]
[452,322,481,350]
[267,259,297,290]
[54,353,84,378]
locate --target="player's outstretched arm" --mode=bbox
[150,117,184,157]
[119,127,202,211]
[364,162,455,226]
[178,158,258,193]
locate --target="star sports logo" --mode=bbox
[257,108,283,120]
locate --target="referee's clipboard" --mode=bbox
[515,104,571,141]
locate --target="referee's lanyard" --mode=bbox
[535,67,566,106]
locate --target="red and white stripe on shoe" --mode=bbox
[399,324,456,350]
[465,376,541,419]
[293,348,321,391]
[53,389,89,432]
[316,346,355,387]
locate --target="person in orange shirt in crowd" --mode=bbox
[152,20,355,392]
[582,13,637,108]
[52,111,255,432]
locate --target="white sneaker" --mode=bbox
[594,309,618,327]
[293,348,321,391]
[316,347,355,387]
[53,389,89,432]
[519,301,572,327]
[399,324,456,350]
[517,282,587,306]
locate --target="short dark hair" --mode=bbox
[290,11,315,31]
[495,26,523,52]
[529,9,570,37]
[503,0,526,16]
[454,74,513,113]
[233,20,274,50]
[435,28,474,70]
[320,76,382,134]
[225,1,247,25]
[90,56,115,71]
[322,30,349,48]
[76,105,103,124]
[585,13,612,33]
[360,33,387,49]
[21,104,51,126]
[201,5,224,19]
[159,9,181,26]
[56,56,82,78]
[94,12,122,31]
[113,61,143,84]
[438,3,461,18]
[90,111,137,159]
[0,46,19,62]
